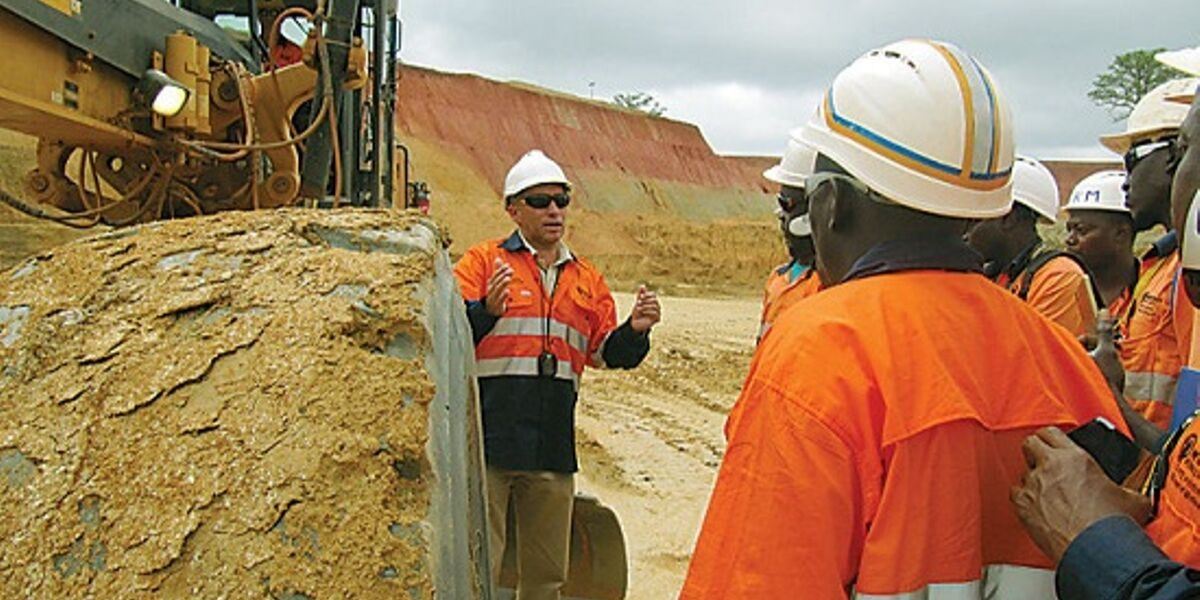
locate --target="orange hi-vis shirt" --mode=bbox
[1119,247,1194,429]
[1109,285,1134,323]
[996,254,1098,338]
[454,235,618,382]
[680,270,1125,599]
[1145,413,1200,568]
[757,261,822,342]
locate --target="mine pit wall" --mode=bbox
[395,65,784,294]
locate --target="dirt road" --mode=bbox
[576,291,761,599]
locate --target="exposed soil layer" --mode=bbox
[0,209,458,598]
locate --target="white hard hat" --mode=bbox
[764,128,817,188]
[1157,48,1200,104]
[797,39,1015,219]
[503,150,571,198]
[1065,170,1131,214]
[1157,46,1200,77]
[774,207,813,237]
[1099,78,1198,155]
[1011,156,1060,223]
[1184,190,1200,270]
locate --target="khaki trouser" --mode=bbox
[487,467,574,600]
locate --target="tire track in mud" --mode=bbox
[573,293,761,599]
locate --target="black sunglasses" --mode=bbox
[777,192,800,213]
[1123,139,1173,173]
[522,193,571,209]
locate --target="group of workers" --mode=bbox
[451,36,1200,600]
[681,39,1200,599]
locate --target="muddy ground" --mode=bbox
[578,292,758,599]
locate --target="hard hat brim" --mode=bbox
[798,121,1013,220]
[1065,205,1132,214]
[1099,127,1181,155]
[1157,47,1200,77]
[1013,197,1058,224]
[1167,90,1196,105]
[787,213,812,237]
[763,165,805,187]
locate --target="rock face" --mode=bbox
[0,209,488,598]
[394,65,788,294]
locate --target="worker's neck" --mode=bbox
[998,228,1039,268]
[1140,205,1172,233]
[532,241,560,267]
[1091,250,1139,306]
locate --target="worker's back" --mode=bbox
[685,269,1124,599]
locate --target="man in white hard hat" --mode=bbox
[757,128,822,342]
[964,156,1101,336]
[452,149,661,600]
[1012,72,1200,600]
[680,39,1123,599]
[1063,170,1139,313]
[1100,78,1198,431]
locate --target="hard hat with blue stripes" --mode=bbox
[797,39,1015,219]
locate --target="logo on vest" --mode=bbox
[1168,434,1200,511]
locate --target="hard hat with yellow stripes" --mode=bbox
[797,39,1015,219]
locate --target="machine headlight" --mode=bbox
[136,69,191,117]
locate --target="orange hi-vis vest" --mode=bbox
[1119,249,1194,429]
[757,261,822,342]
[454,236,618,385]
[995,250,1098,338]
[681,270,1125,599]
[1145,412,1200,567]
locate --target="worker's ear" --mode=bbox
[824,180,855,234]
[504,200,518,219]
[998,209,1022,232]
[1115,218,1134,241]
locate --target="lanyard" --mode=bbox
[1148,410,1200,518]
[1120,256,1175,344]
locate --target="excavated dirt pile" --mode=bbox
[0,209,487,598]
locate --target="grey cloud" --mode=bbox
[401,0,1198,158]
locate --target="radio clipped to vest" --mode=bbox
[538,351,558,378]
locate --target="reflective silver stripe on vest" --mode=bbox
[853,564,1054,599]
[1125,370,1178,404]
[488,317,591,358]
[476,356,579,387]
[757,321,771,342]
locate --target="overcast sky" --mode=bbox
[396,1,1196,161]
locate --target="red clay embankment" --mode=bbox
[395,64,784,294]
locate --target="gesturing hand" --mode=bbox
[630,285,661,333]
[1010,427,1151,562]
[486,258,513,317]
[1089,308,1125,393]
